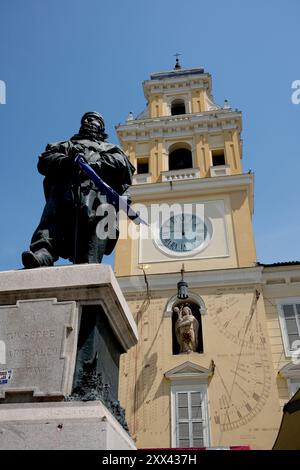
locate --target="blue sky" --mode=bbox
[0,0,299,271]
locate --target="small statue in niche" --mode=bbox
[174,304,199,353]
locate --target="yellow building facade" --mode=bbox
[114,65,300,449]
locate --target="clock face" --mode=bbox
[157,213,212,257]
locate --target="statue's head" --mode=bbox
[182,306,192,316]
[79,111,108,141]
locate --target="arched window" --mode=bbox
[171,300,204,355]
[169,145,193,171]
[171,99,186,115]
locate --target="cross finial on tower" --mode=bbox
[174,53,182,70]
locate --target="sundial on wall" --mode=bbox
[208,289,272,432]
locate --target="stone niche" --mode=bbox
[0,264,138,450]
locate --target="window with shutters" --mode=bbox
[277,299,300,356]
[171,385,210,448]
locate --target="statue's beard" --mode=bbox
[77,122,103,141]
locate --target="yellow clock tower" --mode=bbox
[114,62,300,450]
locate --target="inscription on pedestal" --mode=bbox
[0,298,78,398]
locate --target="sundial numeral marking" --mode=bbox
[214,414,220,424]
[245,403,252,412]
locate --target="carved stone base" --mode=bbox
[0,264,138,448]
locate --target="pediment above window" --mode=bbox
[164,361,214,381]
[279,362,300,379]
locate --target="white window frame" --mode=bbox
[277,298,300,357]
[167,143,195,171]
[170,382,210,448]
[165,94,191,116]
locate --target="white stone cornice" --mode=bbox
[128,173,253,201]
[116,117,241,142]
[116,110,241,135]
[143,71,211,98]
[262,266,300,284]
[0,264,138,351]
[144,83,206,96]
[117,266,263,293]
[149,68,208,80]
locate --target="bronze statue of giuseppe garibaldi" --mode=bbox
[22,112,135,268]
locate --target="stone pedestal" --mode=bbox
[0,401,136,450]
[0,264,138,450]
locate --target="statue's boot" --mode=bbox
[22,248,54,269]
